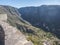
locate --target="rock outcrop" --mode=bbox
[0,5,60,45]
[0,14,33,45]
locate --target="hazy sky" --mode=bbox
[0,0,60,8]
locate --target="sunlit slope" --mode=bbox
[0,5,60,45]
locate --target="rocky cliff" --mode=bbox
[0,21,33,45]
[19,5,60,38]
[0,5,60,45]
[0,6,33,45]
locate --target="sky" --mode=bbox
[0,0,60,8]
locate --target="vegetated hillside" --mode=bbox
[0,5,33,45]
[19,5,60,39]
[0,5,60,45]
[5,5,60,45]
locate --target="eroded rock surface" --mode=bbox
[0,14,33,45]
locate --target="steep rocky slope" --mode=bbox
[19,5,60,38]
[0,21,33,45]
[0,6,33,45]
[0,5,60,45]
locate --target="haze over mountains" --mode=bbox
[19,5,60,38]
[0,5,60,45]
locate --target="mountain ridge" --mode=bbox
[19,5,60,39]
[0,5,60,45]
[0,5,33,45]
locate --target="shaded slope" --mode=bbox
[16,22,60,45]
[0,25,5,45]
[19,5,60,38]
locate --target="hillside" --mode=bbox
[0,21,33,45]
[0,5,60,45]
[0,6,33,45]
[19,5,60,39]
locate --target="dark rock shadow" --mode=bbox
[0,25,5,45]
[16,23,36,35]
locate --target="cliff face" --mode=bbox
[19,5,60,26]
[19,5,60,38]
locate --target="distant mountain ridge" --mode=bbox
[19,5,60,38]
